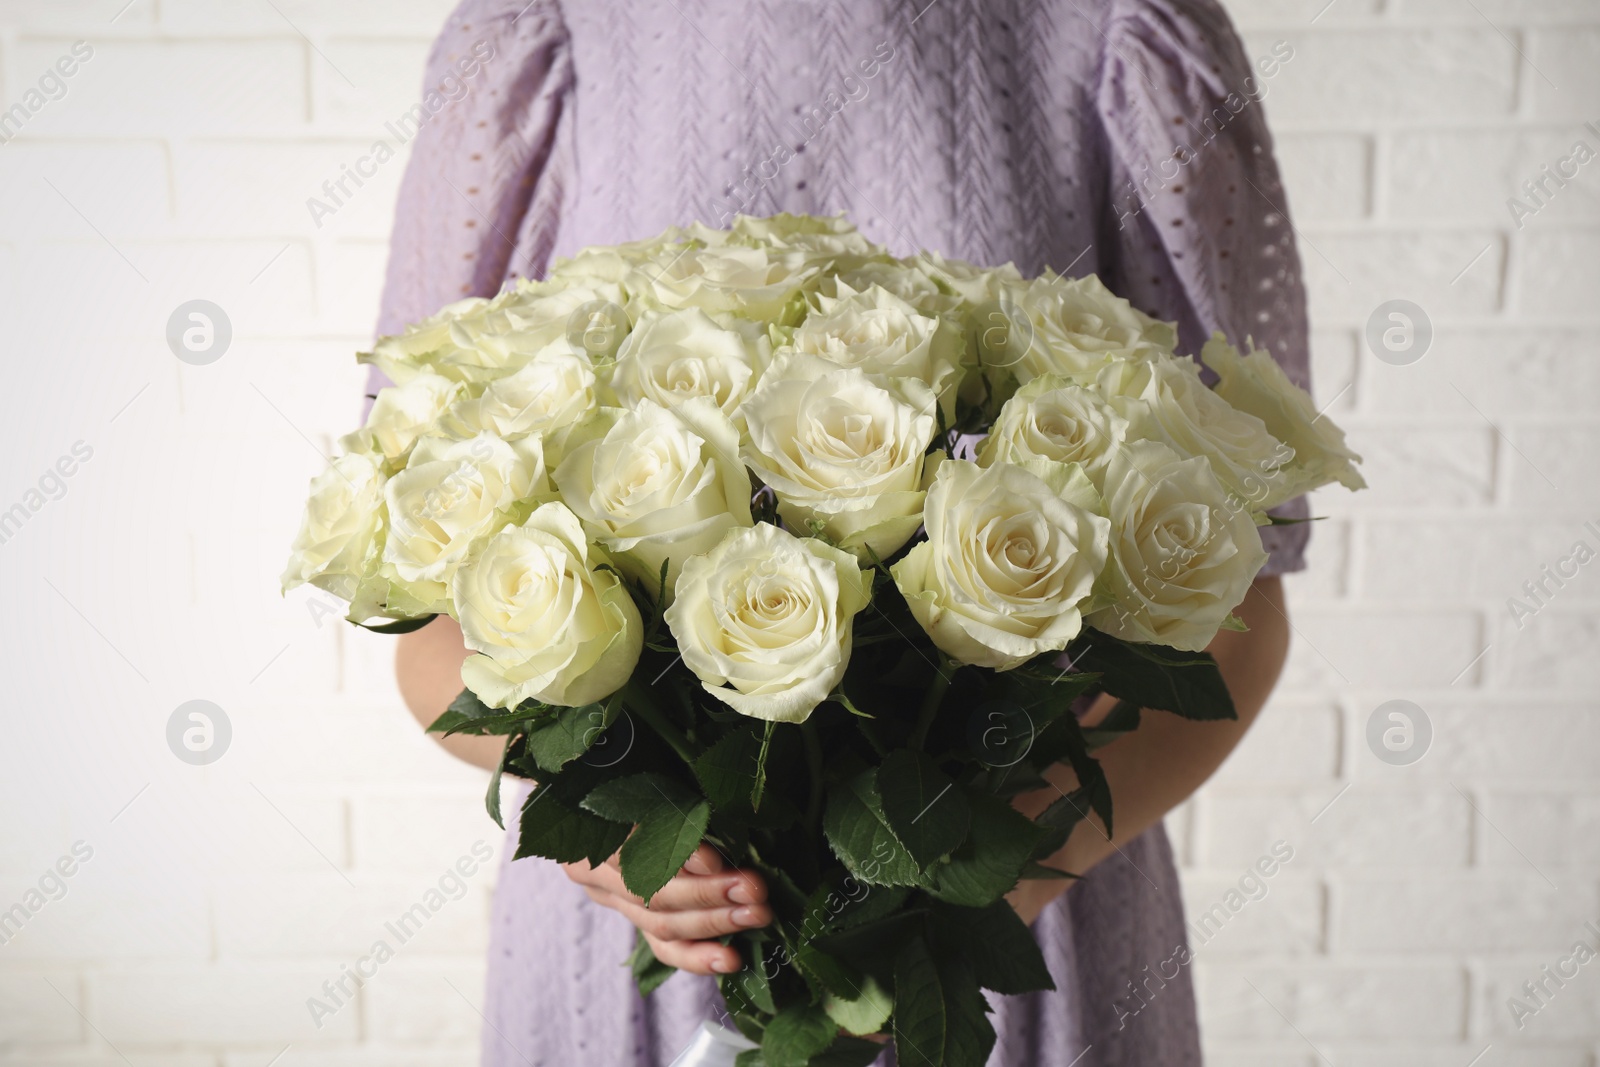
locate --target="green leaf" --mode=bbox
[514,785,629,868]
[627,930,677,997]
[876,750,971,869]
[823,771,921,887]
[736,1051,764,1067]
[720,937,779,1016]
[823,974,892,1036]
[891,937,996,1067]
[356,613,436,634]
[611,783,713,902]
[926,790,1043,908]
[524,700,617,774]
[581,772,699,824]
[929,900,1055,996]
[486,735,516,830]
[1071,631,1236,721]
[761,1002,835,1067]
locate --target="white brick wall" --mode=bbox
[0,1,1594,1064]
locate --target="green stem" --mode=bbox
[909,664,956,751]
[801,719,824,830]
[622,680,696,765]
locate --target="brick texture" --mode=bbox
[0,2,1596,1065]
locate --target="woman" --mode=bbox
[380,1,1311,1063]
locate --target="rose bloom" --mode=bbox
[978,374,1130,485]
[363,278,628,385]
[382,433,547,612]
[554,399,753,594]
[342,372,462,465]
[281,451,385,603]
[438,345,598,463]
[1200,334,1366,497]
[625,244,820,324]
[608,308,766,417]
[893,458,1110,671]
[738,353,939,560]
[1096,354,1296,513]
[1087,440,1269,652]
[666,522,871,723]
[789,282,964,420]
[454,502,642,709]
[984,273,1177,387]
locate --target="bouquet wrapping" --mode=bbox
[284,214,1363,1067]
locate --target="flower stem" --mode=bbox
[622,680,696,765]
[909,664,955,751]
[801,718,824,829]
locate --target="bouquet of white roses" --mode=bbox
[283,213,1363,1067]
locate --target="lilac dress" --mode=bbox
[372,1,1313,1063]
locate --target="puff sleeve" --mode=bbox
[1096,0,1312,575]
[366,0,574,396]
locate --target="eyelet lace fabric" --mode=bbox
[372,2,1315,1063]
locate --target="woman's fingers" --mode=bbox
[682,843,725,876]
[645,931,743,976]
[617,893,771,943]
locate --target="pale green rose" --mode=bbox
[608,308,766,417]
[361,279,628,385]
[906,251,1025,306]
[1200,333,1366,496]
[381,433,547,611]
[547,226,700,286]
[893,459,1110,671]
[666,522,871,723]
[985,273,1177,387]
[438,345,597,462]
[341,372,462,465]
[978,374,1130,484]
[789,283,964,421]
[1095,354,1296,514]
[554,399,752,594]
[730,212,885,260]
[454,502,642,709]
[281,451,386,603]
[1087,440,1269,652]
[625,244,820,325]
[738,353,939,560]
[827,261,965,319]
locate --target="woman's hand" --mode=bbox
[561,843,772,975]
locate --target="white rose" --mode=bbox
[1088,440,1269,652]
[343,372,462,464]
[978,375,1130,484]
[554,399,753,594]
[1200,334,1366,498]
[790,283,964,420]
[454,502,642,709]
[440,346,597,460]
[626,244,820,324]
[382,433,548,611]
[731,212,885,261]
[1096,355,1296,514]
[548,227,699,286]
[907,251,1025,306]
[828,261,964,319]
[281,452,385,602]
[665,522,871,723]
[738,354,939,559]
[609,308,766,417]
[363,280,628,385]
[892,459,1110,671]
[986,273,1177,386]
